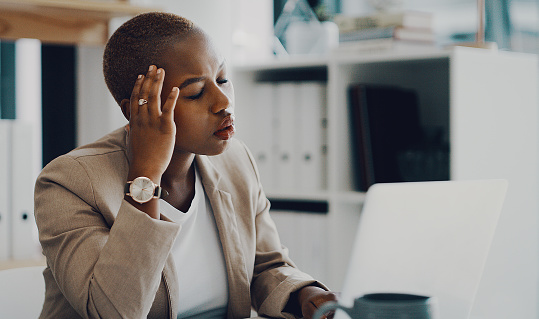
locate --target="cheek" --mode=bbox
[173,106,206,135]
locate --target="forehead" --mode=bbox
[159,29,223,77]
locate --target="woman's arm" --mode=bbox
[35,155,180,319]
[121,65,178,219]
[35,66,181,318]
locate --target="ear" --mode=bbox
[120,99,130,121]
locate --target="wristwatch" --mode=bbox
[125,176,168,204]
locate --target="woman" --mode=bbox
[34,12,337,319]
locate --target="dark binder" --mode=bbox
[349,84,424,191]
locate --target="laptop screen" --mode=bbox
[337,180,507,319]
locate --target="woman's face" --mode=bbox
[158,29,235,157]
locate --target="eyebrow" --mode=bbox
[178,62,226,90]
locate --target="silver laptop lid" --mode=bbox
[338,180,508,319]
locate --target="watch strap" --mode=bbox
[154,185,169,199]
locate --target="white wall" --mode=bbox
[158,0,234,61]
[77,45,126,146]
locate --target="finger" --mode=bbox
[162,87,179,122]
[130,74,145,117]
[147,68,165,116]
[138,65,157,112]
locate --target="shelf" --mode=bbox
[233,55,329,71]
[234,46,454,71]
[0,0,159,45]
[331,44,451,64]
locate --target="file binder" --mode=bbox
[297,82,327,192]
[251,83,277,192]
[274,82,299,192]
[0,121,11,260]
[11,121,39,260]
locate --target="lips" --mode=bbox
[214,115,235,140]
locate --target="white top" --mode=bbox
[160,170,229,318]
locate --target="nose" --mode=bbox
[210,83,233,114]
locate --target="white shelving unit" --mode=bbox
[233,46,539,319]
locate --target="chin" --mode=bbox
[202,140,231,156]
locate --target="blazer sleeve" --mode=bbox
[240,142,329,318]
[35,155,180,319]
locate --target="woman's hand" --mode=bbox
[126,65,179,183]
[298,286,339,319]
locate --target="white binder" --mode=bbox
[0,121,12,260]
[297,82,327,192]
[10,121,39,260]
[252,83,277,192]
[274,82,299,192]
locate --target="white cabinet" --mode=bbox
[232,47,538,319]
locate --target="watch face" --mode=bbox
[130,177,155,203]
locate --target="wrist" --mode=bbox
[298,286,326,305]
[127,167,162,185]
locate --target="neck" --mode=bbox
[161,152,196,187]
[160,152,197,212]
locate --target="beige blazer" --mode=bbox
[35,127,326,319]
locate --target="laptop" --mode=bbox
[336,179,508,319]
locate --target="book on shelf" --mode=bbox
[339,26,395,42]
[339,26,434,43]
[334,10,435,53]
[335,32,437,55]
[334,10,433,33]
[348,84,424,191]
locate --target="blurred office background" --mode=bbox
[0,0,538,317]
[2,0,538,167]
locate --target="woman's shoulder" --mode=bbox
[39,127,128,180]
[68,127,127,160]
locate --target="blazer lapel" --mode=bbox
[195,155,252,318]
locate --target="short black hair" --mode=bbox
[103,12,194,105]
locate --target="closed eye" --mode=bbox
[186,89,204,100]
[217,78,229,85]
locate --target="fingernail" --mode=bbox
[148,65,154,71]
[138,74,143,79]
[172,87,178,92]
[157,68,162,74]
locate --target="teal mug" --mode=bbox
[313,293,439,319]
